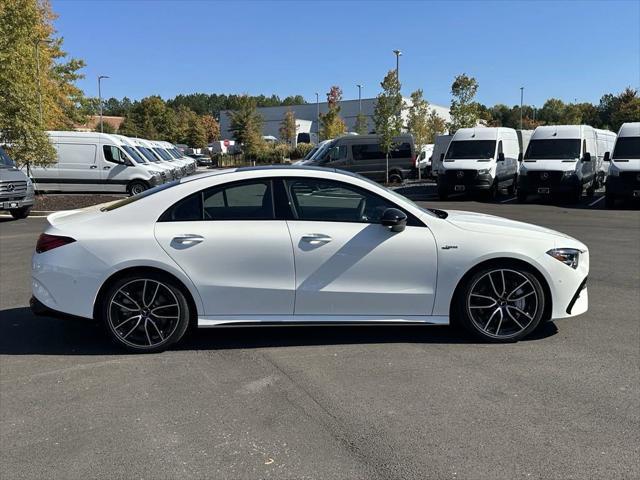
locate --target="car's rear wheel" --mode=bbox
[455,265,545,342]
[101,273,190,352]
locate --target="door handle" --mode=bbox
[89,165,97,169]
[172,234,204,245]
[103,166,111,170]
[301,233,332,244]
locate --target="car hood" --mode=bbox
[610,159,640,171]
[442,159,493,169]
[444,209,581,244]
[520,159,577,172]
[0,167,29,182]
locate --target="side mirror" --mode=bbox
[497,152,505,162]
[582,152,591,162]
[603,151,610,162]
[518,152,523,162]
[381,208,407,233]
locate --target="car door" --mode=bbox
[102,145,130,193]
[154,179,295,316]
[284,177,438,317]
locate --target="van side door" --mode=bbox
[55,143,101,192]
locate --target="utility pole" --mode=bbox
[519,86,524,130]
[393,50,403,122]
[356,84,363,113]
[98,75,110,133]
[315,92,320,141]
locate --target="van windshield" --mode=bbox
[612,137,640,159]
[525,139,581,160]
[445,140,496,160]
[122,146,147,164]
[310,140,338,164]
[0,146,15,168]
[137,147,160,162]
[153,148,173,161]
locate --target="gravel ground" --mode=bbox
[33,193,126,211]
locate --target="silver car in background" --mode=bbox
[0,146,34,219]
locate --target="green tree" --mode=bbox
[406,89,431,179]
[425,109,447,143]
[201,114,220,143]
[319,86,347,140]
[354,113,368,134]
[373,70,403,184]
[185,114,207,148]
[229,95,264,158]
[448,73,480,132]
[610,88,640,132]
[118,96,177,141]
[279,109,297,145]
[0,0,88,171]
[95,122,116,134]
[537,98,566,125]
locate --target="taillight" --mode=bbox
[36,234,76,253]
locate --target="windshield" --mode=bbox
[153,148,175,161]
[310,140,338,163]
[525,139,581,160]
[612,137,640,159]
[303,146,319,160]
[122,146,147,164]
[137,147,160,162]
[0,146,15,168]
[445,140,496,160]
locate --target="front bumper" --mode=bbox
[518,171,581,194]
[438,170,493,193]
[606,173,640,198]
[0,194,34,210]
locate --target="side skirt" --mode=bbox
[198,315,449,328]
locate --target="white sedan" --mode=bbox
[31,167,589,352]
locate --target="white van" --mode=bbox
[431,134,453,178]
[518,125,598,203]
[30,132,163,195]
[595,128,617,188]
[157,141,196,174]
[113,135,177,182]
[437,127,520,200]
[604,122,640,207]
[148,140,189,176]
[127,138,181,180]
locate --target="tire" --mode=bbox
[569,185,582,204]
[100,272,191,353]
[605,191,615,208]
[454,263,546,342]
[516,190,528,203]
[438,186,449,201]
[586,181,595,197]
[507,176,517,196]
[127,180,149,196]
[389,172,403,184]
[481,180,499,202]
[10,206,31,219]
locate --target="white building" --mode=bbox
[219,97,451,142]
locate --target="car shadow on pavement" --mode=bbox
[0,307,558,355]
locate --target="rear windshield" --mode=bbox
[612,137,640,159]
[525,139,581,160]
[0,146,15,168]
[101,181,180,211]
[445,140,496,160]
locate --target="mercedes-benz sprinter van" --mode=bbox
[0,146,34,219]
[437,127,520,200]
[604,122,640,207]
[518,125,597,203]
[30,132,162,195]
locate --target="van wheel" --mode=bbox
[586,183,596,197]
[569,185,582,204]
[127,180,149,196]
[389,172,403,184]
[517,190,528,203]
[507,176,517,196]
[10,206,31,219]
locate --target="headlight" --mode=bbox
[562,170,574,178]
[478,168,491,175]
[547,248,582,269]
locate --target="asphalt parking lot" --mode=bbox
[1,192,638,479]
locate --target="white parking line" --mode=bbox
[500,197,516,203]
[588,196,605,207]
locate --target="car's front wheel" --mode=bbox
[101,273,190,352]
[10,206,31,219]
[455,264,546,342]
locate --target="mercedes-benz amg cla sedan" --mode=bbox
[31,166,589,352]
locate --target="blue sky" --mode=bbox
[53,0,639,108]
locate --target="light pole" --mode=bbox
[519,86,524,130]
[393,49,402,84]
[356,84,363,114]
[98,75,110,133]
[315,92,320,140]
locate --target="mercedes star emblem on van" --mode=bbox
[457,171,464,178]
[6,183,14,192]
[540,172,549,180]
